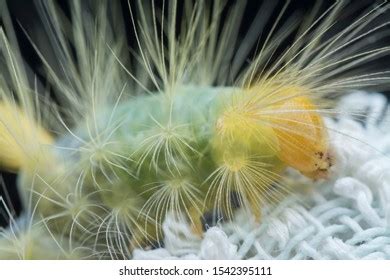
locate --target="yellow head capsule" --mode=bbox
[264,87,332,179]
[213,85,332,180]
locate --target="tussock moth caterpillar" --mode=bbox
[0,0,389,259]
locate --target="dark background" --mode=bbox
[1,0,389,227]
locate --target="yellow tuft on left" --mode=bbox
[0,102,54,171]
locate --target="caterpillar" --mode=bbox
[0,0,389,259]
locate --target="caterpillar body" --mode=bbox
[0,0,389,259]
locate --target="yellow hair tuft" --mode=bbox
[0,102,54,171]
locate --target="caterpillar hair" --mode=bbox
[0,0,389,259]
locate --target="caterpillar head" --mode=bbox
[267,88,333,180]
[214,85,333,181]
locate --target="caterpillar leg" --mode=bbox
[128,222,161,251]
[188,206,204,237]
[247,197,262,223]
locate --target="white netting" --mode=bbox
[133,91,390,260]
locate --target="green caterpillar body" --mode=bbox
[16,86,283,252]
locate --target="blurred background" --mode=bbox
[1,0,389,227]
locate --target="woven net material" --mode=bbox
[133,91,390,260]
